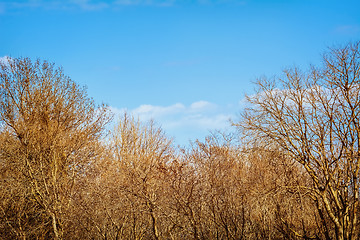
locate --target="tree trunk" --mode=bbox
[52,213,61,240]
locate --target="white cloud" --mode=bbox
[0,56,11,66]
[190,100,215,111]
[132,103,185,119]
[0,0,109,12]
[114,0,244,7]
[110,100,238,144]
[69,0,109,10]
[0,3,5,14]
[0,0,244,13]
[114,0,176,7]
[0,56,8,62]
[115,0,147,6]
[334,25,360,35]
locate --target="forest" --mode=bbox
[0,41,359,240]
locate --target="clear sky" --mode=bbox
[1,0,359,145]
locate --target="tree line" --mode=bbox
[0,41,359,239]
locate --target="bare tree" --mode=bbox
[81,113,174,239]
[112,113,174,239]
[242,145,319,239]
[237,41,360,240]
[187,133,246,240]
[0,57,111,239]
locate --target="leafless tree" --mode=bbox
[79,113,174,239]
[0,57,111,239]
[237,41,360,240]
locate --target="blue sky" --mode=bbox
[1,0,359,145]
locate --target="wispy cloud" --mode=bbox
[110,100,238,144]
[114,0,176,7]
[0,0,109,13]
[0,0,245,13]
[198,0,246,5]
[70,0,109,11]
[0,0,175,13]
[333,25,360,35]
[0,3,5,14]
[132,103,186,117]
[0,56,11,66]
